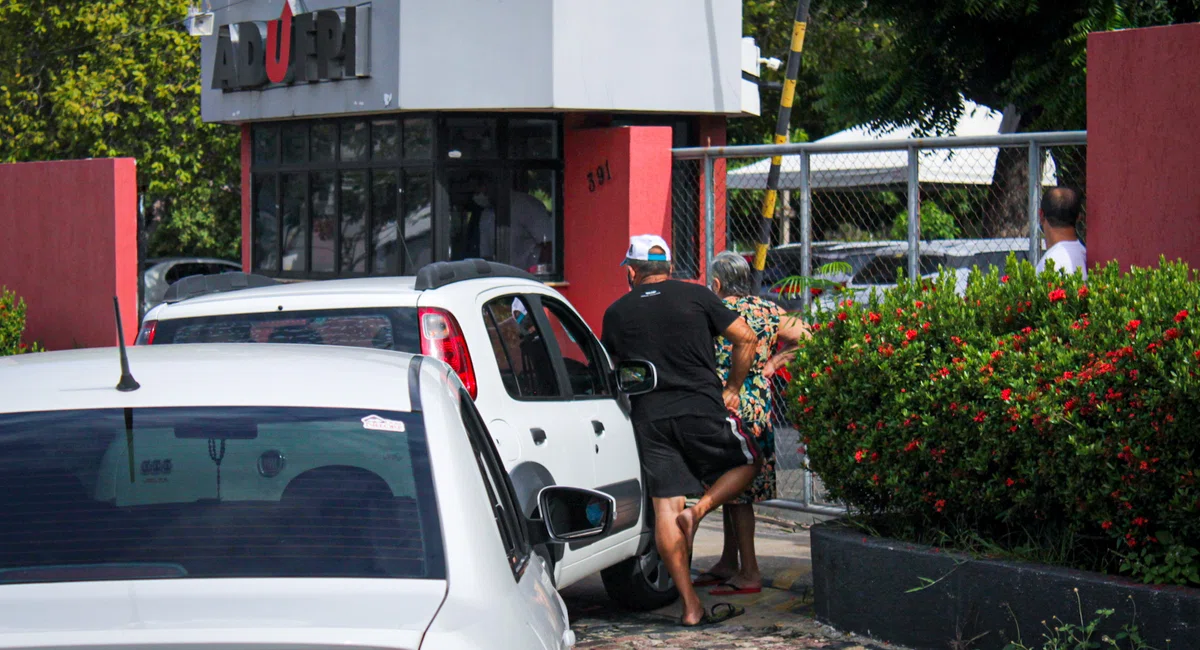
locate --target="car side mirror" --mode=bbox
[531,486,615,544]
[614,360,657,395]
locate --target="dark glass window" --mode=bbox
[481,296,561,399]
[251,116,561,279]
[152,307,421,352]
[0,406,444,583]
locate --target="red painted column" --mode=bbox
[1087,23,1200,271]
[560,126,673,331]
[241,123,253,271]
[0,158,138,349]
[698,116,728,261]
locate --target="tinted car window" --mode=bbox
[541,300,610,398]
[481,296,561,399]
[154,308,420,352]
[0,407,444,584]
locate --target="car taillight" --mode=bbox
[419,307,477,399]
[135,320,157,345]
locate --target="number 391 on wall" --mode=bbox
[587,161,613,192]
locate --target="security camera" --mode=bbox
[758,57,783,72]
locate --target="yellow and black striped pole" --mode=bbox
[752,0,812,292]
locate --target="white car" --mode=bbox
[0,343,636,649]
[137,261,674,610]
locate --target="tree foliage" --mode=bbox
[812,0,1200,134]
[734,0,899,145]
[0,0,241,259]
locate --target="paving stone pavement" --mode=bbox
[561,511,904,649]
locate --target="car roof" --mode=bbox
[0,344,421,414]
[150,274,547,320]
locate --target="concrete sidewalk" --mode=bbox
[689,507,815,596]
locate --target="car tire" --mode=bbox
[600,543,679,611]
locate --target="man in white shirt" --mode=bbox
[1035,186,1087,280]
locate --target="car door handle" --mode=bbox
[530,428,547,445]
[592,420,605,435]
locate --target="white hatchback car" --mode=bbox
[137,261,674,610]
[0,344,627,649]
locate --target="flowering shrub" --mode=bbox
[787,256,1200,586]
[0,287,42,356]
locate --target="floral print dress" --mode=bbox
[715,294,785,504]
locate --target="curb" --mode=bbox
[763,567,813,596]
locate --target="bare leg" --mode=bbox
[676,462,758,555]
[653,496,705,625]
[724,503,761,589]
[700,507,739,579]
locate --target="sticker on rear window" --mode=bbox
[362,415,406,433]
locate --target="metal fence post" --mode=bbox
[799,151,812,311]
[907,147,920,281]
[1027,142,1043,266]
[703,154,716,285]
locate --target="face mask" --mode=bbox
[472,192,489,208]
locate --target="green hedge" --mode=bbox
[786,257,1200,586]
[0,287,41,356]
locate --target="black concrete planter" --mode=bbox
[812,522,1200,650]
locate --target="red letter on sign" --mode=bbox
[266,0,294,84]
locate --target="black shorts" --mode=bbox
[635,415,760,499]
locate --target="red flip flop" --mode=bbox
[709,581,762,596]
[691,572,727,587]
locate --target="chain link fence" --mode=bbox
[671,132,1088,514]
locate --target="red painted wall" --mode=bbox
[698,116,728,258]
[0,158,139,349]
[1087,23,1200,270]
[560,126,673,331]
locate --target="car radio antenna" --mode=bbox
[114,297,140,392]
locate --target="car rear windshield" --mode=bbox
[153,308,420,352]
[0,406,444,585]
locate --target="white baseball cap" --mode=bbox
[621,234,672,266]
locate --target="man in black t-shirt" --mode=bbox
[601,234,759,626]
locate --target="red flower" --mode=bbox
[1001,275,1009,283]
[1078,286,1090,298]
[810,287,824,297]
[1165,327,1181,341]
[991,349,1003,360]
[864,333,872,343]
[921,322,931,331]
[934,499,946,512]
[1005,478,1016,487]
[1133,516,1149,527]
[1176,309,1189,323]
[1126,319,1141,333]
[973,411,987,423]
[868,312,882,324]
[837,312,849,321]
[904,439,921,452]
[1049,288,1067,302]
[1101,520,1113,530]
[914,300,925,309]
[1064,397,1079,413]
[905,329,918,341]
[1001,389,1012,401]
[938,367,950,377]
[1062,371,1075,380]
[951,336,964,346]
[776,368,793,383]
[812,323,822,332]
[854,449,868,463]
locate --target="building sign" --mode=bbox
[211,1,370,92]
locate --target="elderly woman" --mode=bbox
[694,251,809,595]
